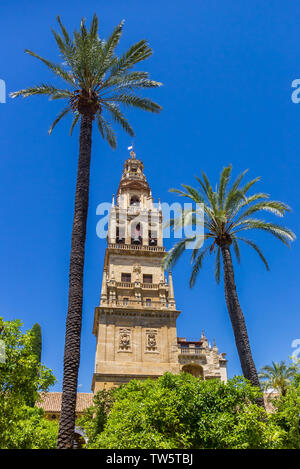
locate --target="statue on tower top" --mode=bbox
[128,145,136,159]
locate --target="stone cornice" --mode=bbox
[92,306,181,335]
[92,372,160,391]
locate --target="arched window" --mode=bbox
[131,222,142,245]
[130,195,140,206]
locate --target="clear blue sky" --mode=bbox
[1,0,299,392]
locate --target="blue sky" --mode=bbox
[1,0,300,391]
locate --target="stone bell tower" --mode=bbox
[92,149,228,392]
[92,149,181,392]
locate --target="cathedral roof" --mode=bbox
[36,392,93,413]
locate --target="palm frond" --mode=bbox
[12,14,162,142]
[218,165,232,210]
[48,107,70,134]
[103,77,162,94]
[227,193,270,222]
[96,113,117,149]
[107,93,162,113]
[201,171,218,213]
[57,16,73,46]
[189,246,210,288]
[232,238,241,263]
[241,176,261,195]
[163,238,192,271]
[101,20,125,72]
[191,234,212,262]
[233,219,296,246]
[233,200,290,226]
[24,49,76,86]
[110,40,153,76]
[165,165,294,302]
[223,169,249,214]
[235,236,269,270]
[181,184,204,204]
[10,84,62,99]
[229,169,249,193]
[89,13,99,39]
[104,102,134,137]
[258,360,298,394]
[70,113,80,135]
[51,27,77,72]
[224,189,246,216]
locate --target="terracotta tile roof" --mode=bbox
[37,392,94,413]
[36,391,279,414]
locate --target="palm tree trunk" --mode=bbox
[221,245,265,408]
[57,114,93,449]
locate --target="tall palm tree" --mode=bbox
[259,361,298,396]
[164,165,295,404]
[11,14,162,448]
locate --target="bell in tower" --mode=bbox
[132,223,142,245]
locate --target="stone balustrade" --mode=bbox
[102,298,170,309]
[178,346,206,355]
[108,243,165,252]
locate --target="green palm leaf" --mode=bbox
[10,14,162,147]
[189,247,210,288]
[235,237,269,270]
[48,106,70,134]
[164,164,295,287]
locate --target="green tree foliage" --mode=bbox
[79,373,290,449]
[26,323,43,406]
[31,323,42,363]
[259,360,299,396]
[2,406,58,449]
[269,373,300,449]
[0,318,56,448]
[78,389,114,443]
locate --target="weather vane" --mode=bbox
[128,144,136,159]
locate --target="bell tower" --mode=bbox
[92,149,181,391]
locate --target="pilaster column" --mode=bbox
[168,271,176,309]
[157,210,163,247]
[109,208,116,244]
[142,213,149,246]
[159,271,167,306]
[109,270,116,305]
[100,268,108,305]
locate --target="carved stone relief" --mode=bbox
[119,328,131,351]
[146,329,158,352]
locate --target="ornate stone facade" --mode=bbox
[92,150,227,392]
